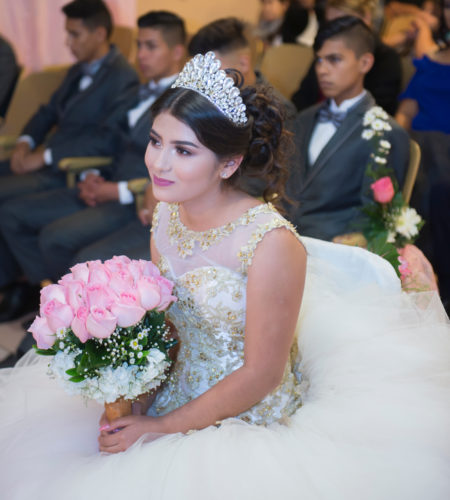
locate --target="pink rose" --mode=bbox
[86,283,115,309]
[87,261,111,285]
[137,276,161,310]
[63,280,86,311]
[40,284,67,307]
[103,255,131,275]
[69,262,90,283]
[371,177,395,204]
[71,306,90,343]
[155,276,177,311]
[139,260,160,278]
[109,269,135,295]
[41,299,74,332]
[127,260,145,283]
[86,306,117,339]
[28,316,55,349]
[110,291,146,327]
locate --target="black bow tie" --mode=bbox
[138,84,165,102]
[317,105,347,128]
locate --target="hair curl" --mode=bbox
[150,80,292,210]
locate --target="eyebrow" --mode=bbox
[150,129,200,148]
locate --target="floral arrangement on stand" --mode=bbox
[360,107,436,291]
[29,256,177,420]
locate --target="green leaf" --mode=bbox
[33,345,56,356]
[65,368,78,376]
[68,375,86,383]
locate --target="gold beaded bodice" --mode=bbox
[151,202,304,425]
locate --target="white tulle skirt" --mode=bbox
[1,238,449,500]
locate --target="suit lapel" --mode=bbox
[301,93,375,191]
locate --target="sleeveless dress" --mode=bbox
[0,202,449,500]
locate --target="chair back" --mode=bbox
[260,43,313,99]
[0,65,69,136]
[111,25,135,61]
[402,139,421,204]
[0,65,21,118]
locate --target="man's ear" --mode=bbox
[94,26,108,44]
[359,52,374,75]
[172,44,186,63]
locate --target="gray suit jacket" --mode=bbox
[21,45,139,170]
[285,92,410,240]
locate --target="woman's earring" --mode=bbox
[221,172,228,179]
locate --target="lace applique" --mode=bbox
[166,203,278,258]
[151,202,162,234]
[238,218,300,274]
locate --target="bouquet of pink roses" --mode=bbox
[29,256,177,415]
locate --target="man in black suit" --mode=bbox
[286,16,409,241]
[0,11,186,321]
[0,0,138,202]
[291,0,402,115]
[0,34,20,118]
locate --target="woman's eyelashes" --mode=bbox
[148,135,161,147]
[175,146,192,156]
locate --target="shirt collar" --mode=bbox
[147,73,179,91]
[330,90,366,113]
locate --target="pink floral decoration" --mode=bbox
[370,176,395,204]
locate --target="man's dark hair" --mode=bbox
[188,18,249,57]
[137,11,186,47]
[62,0,113,38]
[313,15,375,56]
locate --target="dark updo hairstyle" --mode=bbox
[150,77,292,210]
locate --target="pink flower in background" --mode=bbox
[137,276,161,310]
[139,259,161,278]
[371,176,395,204]
[64,280,86,311]
[71,306,90,343]
[86,283,115,310]
[40,284,66,307]
[111,291,146,327]
[29,316,55,349]
[69,262,90,283]
[86,306,117,339]
[109,268,135,295]
[41,299,74,332]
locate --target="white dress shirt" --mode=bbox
[308,90,366,166]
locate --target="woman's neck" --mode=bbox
[179,188,259,232]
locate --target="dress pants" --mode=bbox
[0,188,136,283]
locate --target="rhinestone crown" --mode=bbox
[171,51,248,126]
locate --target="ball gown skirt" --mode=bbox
[0,236,449,500]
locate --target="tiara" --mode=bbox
[171,51,248,126]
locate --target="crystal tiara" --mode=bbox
[171,51,248,126]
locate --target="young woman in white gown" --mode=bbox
[0,52,449,500]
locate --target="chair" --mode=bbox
[111,25,135,62]
[0,65,21,120]
[0,65,69,158]
[127,177,150,212]
[402,138,421,204]
[260,43,314,99]
[58,157,113,188]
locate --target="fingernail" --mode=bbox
[99,424,110,431]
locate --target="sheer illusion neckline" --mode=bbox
[166,202,276,258]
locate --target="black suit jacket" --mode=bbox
[21,45,139,170]
[0,35,20,118]
[285,92,410,240]
[291,38,403,116]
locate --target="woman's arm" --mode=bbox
[99,228,306,452]
[395,98,419,130]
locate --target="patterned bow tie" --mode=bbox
[317,105,347,128]
[138,84,165,102]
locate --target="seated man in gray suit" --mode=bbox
[285,16,409,241]
[0,11,186,322]
[0,0,138,202]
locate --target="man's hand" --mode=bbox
[78,174,119,207]
[10,142,31,174]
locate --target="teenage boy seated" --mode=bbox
[285,16,409,241]
[0,11,186,322]
[188,17,296,120]
[291,0,402,115]
[0,0,138,202]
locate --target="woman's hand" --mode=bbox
[98,415,166,454]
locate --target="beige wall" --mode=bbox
[136,0,260,34]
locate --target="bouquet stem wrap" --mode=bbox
[105,397,132,422]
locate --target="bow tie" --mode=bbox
[317,105,347,128]
[138,84,165,102]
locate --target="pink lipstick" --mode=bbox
[153,175,174,187]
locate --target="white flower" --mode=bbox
[374,156,387,164]
[371,119,385,131]
[394,207,422,239]
[387,231,396,243]
[56,327,66,339]
[137,332,145,340]
[137,352,143,359]
[380,140,391,149]
[383,122,392,131]
[130,339,139,350]
[363,114,374,126]
[362,129,374,140]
